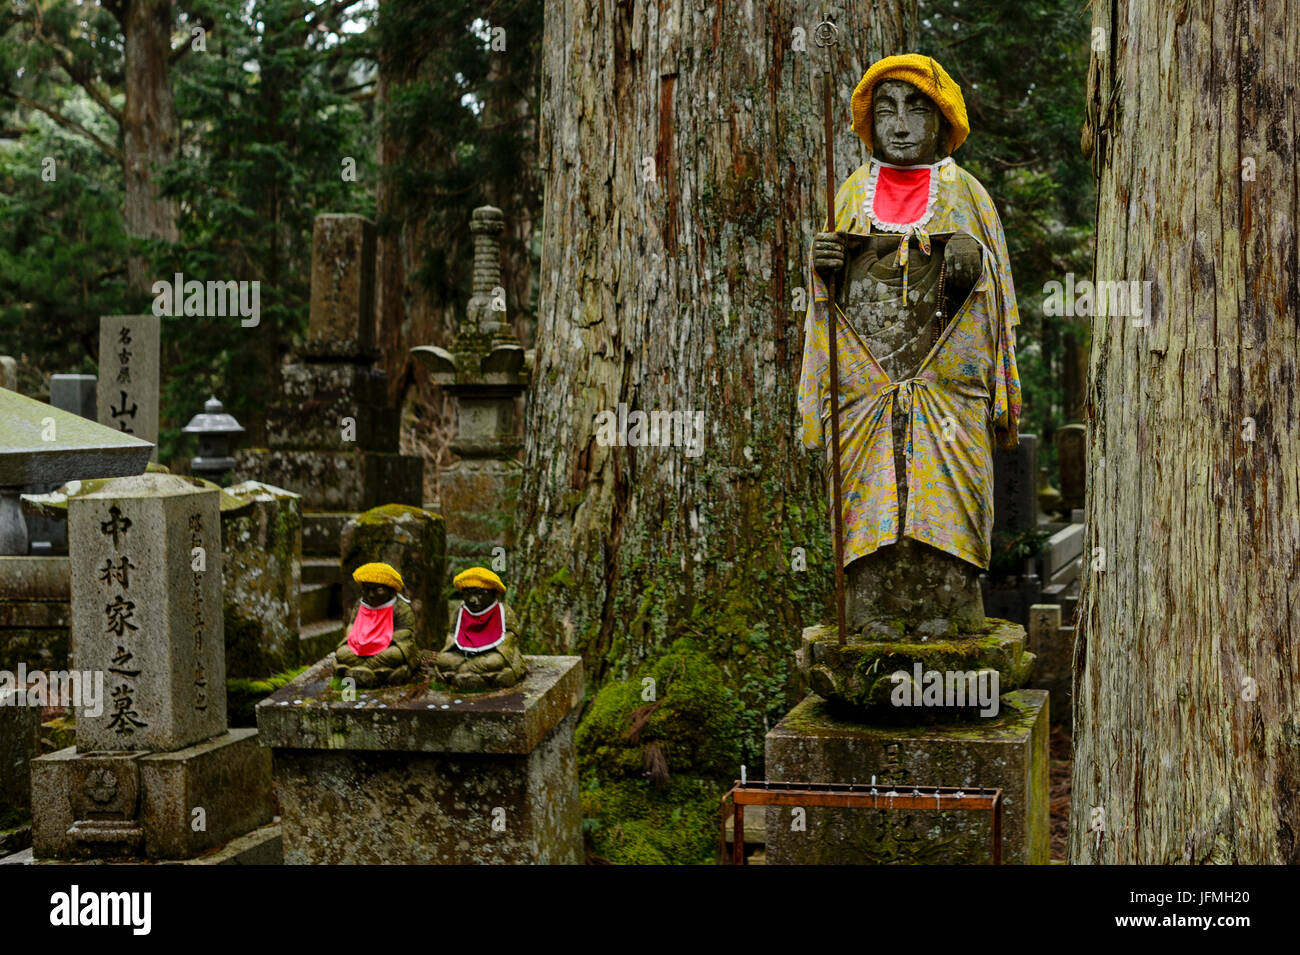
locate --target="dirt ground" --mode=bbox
[1050,724,1072,861]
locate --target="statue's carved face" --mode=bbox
[872,79,947,165]
[460,587,497,613]
[360,582,396,606]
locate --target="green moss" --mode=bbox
[582,776,723,865]
[40,715,75,751]
[355,504,427,526]
[577,638,743,779]
[226,665,310,727]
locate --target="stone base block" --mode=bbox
[2,822,282,865]
[764,689,1049,864]
[232,449,422,513]
[30,728,274,861]
[798,619,1034,722]
[438,458,521,565]
[266,361,398,453]
[258,654,583,864]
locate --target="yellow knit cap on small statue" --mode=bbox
[453,567,506,593]
[851,54,970,155]
[353,562,403,591]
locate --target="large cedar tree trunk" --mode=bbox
[119,0,179,292]
[1072,0,1300,863]
[518,0,916,716]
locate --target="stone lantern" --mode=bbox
[184,396,245,485]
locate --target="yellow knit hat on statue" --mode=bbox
[453,567,506,593]
[851,53,970,155]
[352,562,404,591]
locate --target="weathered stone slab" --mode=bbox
[96,315,160,457]
[265,362,398,453]
[258,653,582,755]
[764,689,1050,864]
[0,390,153,487]
[50,375,97,420]
[30,729,272,860]
[261,655,583,864]
[230,448,422,513]
[308,214,376,355]
[273,711,580,864]
[1,688,41,825]
[340,504,446,651]
[1028,603,1072,725]
[1043,523,1083,578]
[68,474,226,751]
[440,458,521,564]
[0,556,69,600]
[220,481,302,677]
[0,356,16,392]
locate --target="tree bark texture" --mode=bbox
[120,0,179,292]
[519,0,916,730]
[1072,0,1300,863]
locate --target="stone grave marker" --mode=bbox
[68,473,226,750]
[97,315,160,460]
[993,432,1039,538]
[1056,423,1086,512]
[50,374,97,421]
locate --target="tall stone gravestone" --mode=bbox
[97,316,160,462]
[31,473,274,860]
[1056,424,1086,513]
[0,356,17,392]
[984,433,1042,626]
[232,215,422,557]
[993,432,1039,539]
[69,473,227,749]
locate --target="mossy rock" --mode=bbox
[582,776,723,865]
[40,715,75,752]
[800,619,1035,723]
[226,666,311,727]
[577,638,743,779]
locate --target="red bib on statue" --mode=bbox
[871,165,932,227]
[347,601,395,657]
[454,602,505,652]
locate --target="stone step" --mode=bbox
[299,618,343,664]
[302,557,342,586]
[298,583,337,626]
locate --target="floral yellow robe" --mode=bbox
[798,158,1022,570]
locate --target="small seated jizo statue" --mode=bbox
[334,562,421,687]
[433,568,527,690]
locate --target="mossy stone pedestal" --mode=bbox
[256,653,583,864]
[764,689,1049,864]
[799,619,1035,722]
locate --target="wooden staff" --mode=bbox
[815,17,847,647]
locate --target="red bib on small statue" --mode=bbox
[864,158,949,231]
[454,602,505,653]
[347,600,395,657]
